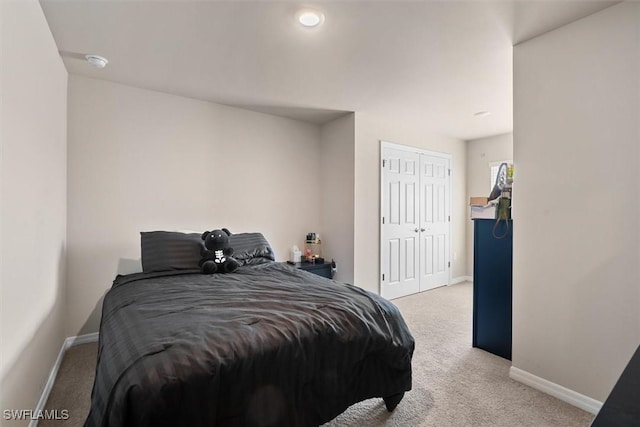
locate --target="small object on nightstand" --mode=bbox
[304,232,322,261]
[290,245,302,263]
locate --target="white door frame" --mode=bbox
[379,140,453,297]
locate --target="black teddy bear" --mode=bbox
[199,228,239,274]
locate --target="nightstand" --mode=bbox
[287,261,332,279]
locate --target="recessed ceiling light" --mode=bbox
[474,111,491,117]
[297,9,325,27]
[85,54,109,69]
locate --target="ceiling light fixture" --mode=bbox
[473,111,491,117]
[297,9,325,28]
[85,54,109,69]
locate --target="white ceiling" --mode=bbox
[40,0,616,141]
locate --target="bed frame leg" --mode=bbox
[383,392,405,412]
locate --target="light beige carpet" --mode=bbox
[41,282,594,426]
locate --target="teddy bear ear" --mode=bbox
[201,231,210,240]
[222,228,231,236]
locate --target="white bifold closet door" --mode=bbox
[381,144,450,300]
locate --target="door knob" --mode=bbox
[420,228,426,232]
[414,228,419,232]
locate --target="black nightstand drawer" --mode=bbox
[287,262,332,279]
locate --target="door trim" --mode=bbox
[379,140,453,297]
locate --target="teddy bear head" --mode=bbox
[201,229,231,250]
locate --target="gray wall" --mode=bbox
[0,0,68,420]
[320,114,355,283]
[67,75,324,335]
[513,2,640,401]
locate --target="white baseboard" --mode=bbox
[509,366,602,415]
[28,340,68,427]
[30,332,99,427]
[451,275,473,285]
[68,332,99,346]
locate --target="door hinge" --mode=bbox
[448,215,451,222]
[448,169,451,176]
[448,261,451,268]
[382,159,386,168]
[382,273,385,281]
[382,216,385,224]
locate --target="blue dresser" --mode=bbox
[473,219,512,360]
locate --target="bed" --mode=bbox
[85,232,415,427]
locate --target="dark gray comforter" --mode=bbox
[85,262,414,427]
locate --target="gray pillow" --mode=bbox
[140,231,203,273]
[229,232,275,265]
